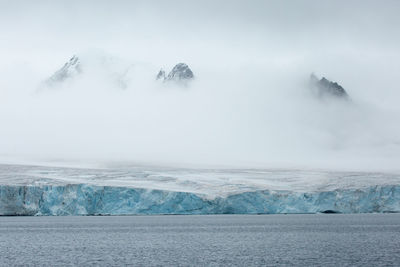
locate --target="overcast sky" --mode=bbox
[0,0,400,170]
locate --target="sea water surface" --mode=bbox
[1,214,400,266]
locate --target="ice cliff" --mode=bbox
[1,184,399,216]
[1,165,399,216]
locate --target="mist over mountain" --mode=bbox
[0,0,400,171]
[47,55,81,85]
[309,74,349,100]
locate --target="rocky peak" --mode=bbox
[47,55,81,85]
[166,63,194,81]
[156,69,166,80]
[310,74,348,99]
[157,63,194,83]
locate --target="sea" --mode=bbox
[1,214,400,266]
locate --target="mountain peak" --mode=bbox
[47,55,81,85]
[310,74,349,99]
[157,63,194,83]
[166,63,194,81]
[156,69,166,80]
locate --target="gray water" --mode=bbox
[1,214,400,266]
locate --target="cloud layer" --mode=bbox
[1,0,400,171]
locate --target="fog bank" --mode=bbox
[1,1,400,171]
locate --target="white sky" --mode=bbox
[0,0,400,171]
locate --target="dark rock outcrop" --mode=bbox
[156,69,166,80]
[310,74,349,99]
[157,63,194,83]
[166,63,194,81]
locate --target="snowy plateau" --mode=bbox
[0,164,399,215]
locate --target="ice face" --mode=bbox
[1,184,399,215]
[1,164,399,215]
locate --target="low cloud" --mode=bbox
[0,1,400,171]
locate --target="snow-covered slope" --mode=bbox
[47,55,81,85]
[42,52,136,90]
[0,164,399,215]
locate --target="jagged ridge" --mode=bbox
[310,73,349,98]
[157,63,194,82]
[47,55,81,85]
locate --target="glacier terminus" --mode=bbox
[1,164,399,216]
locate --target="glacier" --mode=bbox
[1,184,400,216]
[0,164,399,215]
